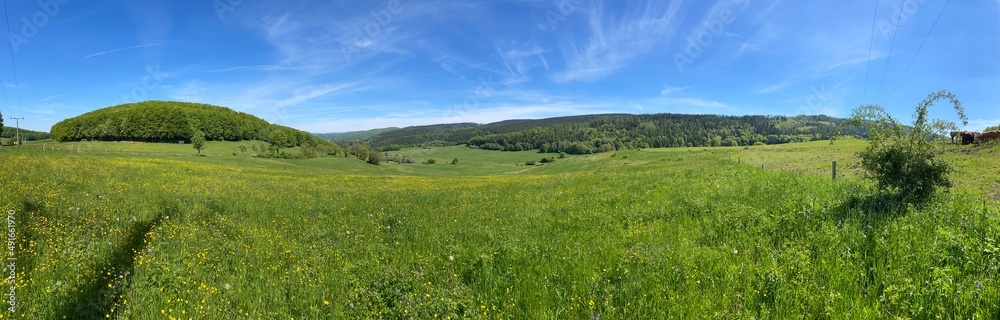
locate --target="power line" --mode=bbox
[883,0,952,104]
[860,0,880,105]
[874,2,907,104]
[2,0,22,118]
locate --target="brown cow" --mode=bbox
[950,131,961,143]
[977,131,1000,144]
[961,131,978,145]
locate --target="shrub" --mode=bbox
[839,90,967,202]
[424,159,436,165]
[451,158,459,165]
[367,152,385,165]
[525,161,536,166]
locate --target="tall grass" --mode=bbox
[0,145,996,318]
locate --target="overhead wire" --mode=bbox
[874,1,908,104]
[883,0,952,104]
[2,0,22,118]
[860,0,880,106]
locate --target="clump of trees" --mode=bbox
[839,90,967,202]
[386,155,416,164]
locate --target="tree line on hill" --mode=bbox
[49,101,343,159]
[1,127,49,141]
[351,114,868,154]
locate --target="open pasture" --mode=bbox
[0,141,998,318]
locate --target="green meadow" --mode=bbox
[1,140,998,319]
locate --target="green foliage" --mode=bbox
[238,145,247,155]
[3,141,1000,318]
[367,152,385,165]
[841,90,967,202]
[191,130,206,155]
[987,125,1000,131]
[525,160,536,166]
[360,114,867,153]
[48,101,332,153]
[1,127,48,141]
[424,158,436,165]
[450,158,458,165]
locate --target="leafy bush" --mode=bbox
[424,159,436,165]
[450,158,459,165]
[840,90,967,202]
[525,161,536,166]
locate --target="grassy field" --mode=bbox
[0,140,998,318]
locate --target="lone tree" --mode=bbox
[838,90,967,202]
[192,130,207,155]
[267,129,295,156]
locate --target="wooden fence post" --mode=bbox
[832,161,837,180]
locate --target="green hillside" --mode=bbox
[314,127,400,141]
[49,101,318,146]
[364,114,868,153]
[1,127,49,141]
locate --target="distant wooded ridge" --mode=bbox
[328,114,868,154]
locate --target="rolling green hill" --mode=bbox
[363,114,868,153]
[49,101,324,149]
[313,127,400,141]
[1,127,49,141]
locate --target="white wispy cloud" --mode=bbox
[642,97,735,114]
[660,85,697,96]
[756,74,799,94]
[38,94,65,102]
[967,118,1000,131]
[554,0,683,83]
[85,44,164,59]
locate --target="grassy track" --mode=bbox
[0,141,998,318]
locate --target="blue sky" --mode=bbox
[2,0,999,132]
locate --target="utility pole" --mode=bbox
[9,117,23,147]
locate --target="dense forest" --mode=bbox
[1,127,50,141]
[50,101,322,146]
[355,114,868,154]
